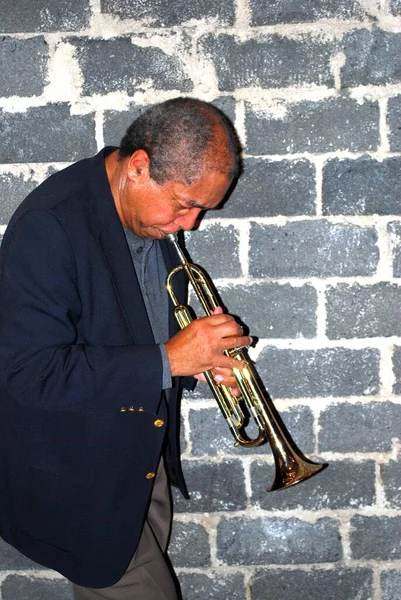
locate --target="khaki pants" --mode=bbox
[72,458,179,600]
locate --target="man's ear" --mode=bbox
[126,149,151,181]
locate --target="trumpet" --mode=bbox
[166,234,328,492]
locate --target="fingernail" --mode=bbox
[215,375,224,382]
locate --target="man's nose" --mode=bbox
[174,209,202,231]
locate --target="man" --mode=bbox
[0,98,250,599]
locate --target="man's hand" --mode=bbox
[165,306,251,378]
[194,368,242,397]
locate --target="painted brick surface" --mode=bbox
[320,403,401,453]
[217,517,342,564]
[341,29,401,87]
[201,34,335,91]
[256,347,380,398]
[217,282,317,338]
[71,38,193,95]
[0,105,96,163]
[323,157,401,215]
[245,98,380,154]
[326,283,401,339]
[0,0,90,32]
[101,0,235,26]
[1,576,73,600]
[0,37,48,97]
[249,221,379,278]
[393,347,401,394]
[249,0,366,24]
[387,96,401,152]
[1,1,400,598]
[224,158,316,218]
[350,516,401,560]
[382,570,401,600]
[251,460,376,511]
[251,568,373,600]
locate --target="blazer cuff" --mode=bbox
[159,344,172,390]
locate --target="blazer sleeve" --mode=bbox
[0,209,163,413]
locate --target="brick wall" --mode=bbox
[0,1,400,599]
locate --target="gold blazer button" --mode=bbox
[153,419,165,428]
[145,472,156,480]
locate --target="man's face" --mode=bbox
[120,162,232,240]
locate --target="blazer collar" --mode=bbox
[87,148,153,344]
[86,148,188,343]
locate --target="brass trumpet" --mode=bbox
[166,234,328,491]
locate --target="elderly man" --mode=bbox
[0,98,250,599]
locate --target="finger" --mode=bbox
[194,373,207,382]
[218,335,253,353]
[212,355,247,371]
[211,306,223,315]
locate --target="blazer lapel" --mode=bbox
[87,149,154,345]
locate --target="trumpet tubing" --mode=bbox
[166,234,328,491]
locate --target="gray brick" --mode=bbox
[341,29,401,87]
[104,105,148,148]
[1,575,72,600]
[323,157,401,215]
[220,282,317,338]
[189,405,315,457]
[252,460,376,511]
[250,0,366,24]
[173,459,247,513]
[326,283,401,339]
[210,96,236,124]
[201,34,334,91]
[382,460,401,508]
[387,96,401,152]
[222,158,316,218]
[393,347,401,394]
[0,105,96,163]
[245,98,379,154]
[0,538,38,570]
[169,522,211,567]
[320,402,401,453]
[390,0,401,15]
[217,517,342,565]
[178,573,246,600]
[382,570,401,600]
[251,568,373,600]
[101,0,235,26]
[351,516,401,560]
[249,221,379,278]
[0,0,90,32]
[71,38,192,95]
[0,172,38,224]
[185,225,241,279]
[257,347,380,399]
[0,37,48,97]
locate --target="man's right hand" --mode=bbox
[165,306,252,377]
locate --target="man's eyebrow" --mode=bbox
[186,199,209,210]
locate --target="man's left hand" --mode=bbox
[194,367,241,397]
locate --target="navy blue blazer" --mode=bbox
[0,148,190,587]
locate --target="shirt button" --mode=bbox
[145,472,156,480]
[153,419,165,428]
[137,246,143,254]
